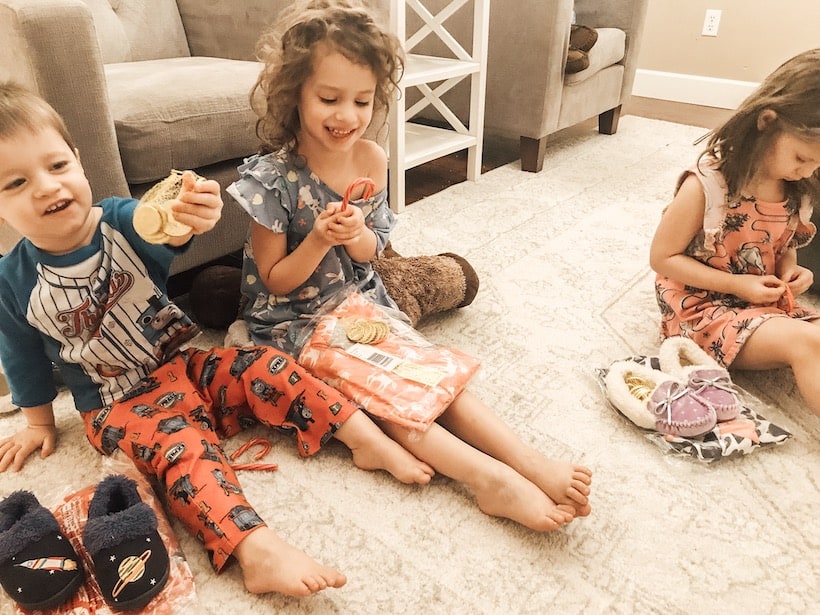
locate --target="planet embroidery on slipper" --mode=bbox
[111,548,153,599]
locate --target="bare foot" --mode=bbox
[470,463,575,531]
[518,453,593,517]
[335,411,435,484]
[233,527,346,596]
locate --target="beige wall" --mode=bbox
[637,0,820,82]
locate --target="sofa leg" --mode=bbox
[599,105,622,135]
[520,136,547,172]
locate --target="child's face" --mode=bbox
[0,126,94,253]
[760,131,820,183]
[297,45,377,155]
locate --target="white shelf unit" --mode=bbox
[388,0,490,212]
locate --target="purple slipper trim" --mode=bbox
[687,369,741,422]
[650,380,717,437]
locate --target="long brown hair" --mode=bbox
[697,48,820,203]
[251,0,403,154]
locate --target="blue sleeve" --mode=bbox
[100,197,187,287]
[364,189,396,254]
[227,155,293,234]
[0,256,57,408]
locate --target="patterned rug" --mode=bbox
[2,116,818,614]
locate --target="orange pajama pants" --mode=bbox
[82,346,358,571]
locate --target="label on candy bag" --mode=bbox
[346,344,446,387]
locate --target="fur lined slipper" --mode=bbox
[604,360,672,430]
[658,335,722,376]
[0,491,84,610]
[82,475,169,611]
[605,360,717,436]
[659,336,741,421]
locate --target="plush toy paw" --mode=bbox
[373,248,479,327]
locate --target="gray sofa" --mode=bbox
[0,0,285,274]
[409,0,649,172]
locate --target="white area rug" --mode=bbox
[2,116,818,614]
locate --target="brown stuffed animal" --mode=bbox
[372,244,479,327]
[188,244,479,330]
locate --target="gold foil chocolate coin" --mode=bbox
[346,319,389,345]
[134,169,202,243]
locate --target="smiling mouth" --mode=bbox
[328,128,354,138]
[45,199,71,214]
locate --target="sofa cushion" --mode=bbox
[105,57,263,184]
[564,28,626,85]
[83,0,190,63]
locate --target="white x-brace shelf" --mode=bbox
[388,0,489,212]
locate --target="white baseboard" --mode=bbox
[632,69,759,110]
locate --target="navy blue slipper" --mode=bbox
[0,490,84,610]
[82,475,170,611]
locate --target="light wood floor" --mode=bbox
[405,97,734,205]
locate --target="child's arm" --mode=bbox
[326,141,389,262]
[250,219,338,296]
[650,174,787,304]
[251,201,379,296]
[0,402,57,472]
[776,246,814,296]
[163,171,224,247]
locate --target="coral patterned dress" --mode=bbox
[655,159,819,367]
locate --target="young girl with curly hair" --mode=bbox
[229,0,593,533]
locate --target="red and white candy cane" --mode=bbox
[341,176,376,211]
[229,438,279,472]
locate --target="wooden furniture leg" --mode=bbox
[520,135,548,173]
[599,105,622,135]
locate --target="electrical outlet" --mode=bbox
[702,9,721,36]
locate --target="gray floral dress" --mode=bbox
[227,148,399,354]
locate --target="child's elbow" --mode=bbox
[648,251,662,273]
[648,246,669,275]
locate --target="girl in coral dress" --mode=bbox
[651,48,820,416]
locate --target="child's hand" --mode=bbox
[312,202,367,246]
[169,171,223,236]
[312,203,345,246]
[733,274,787,304]
[325,203,367,245]
[0,424,57,473]
[779,264,813,297]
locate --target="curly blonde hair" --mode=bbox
[697,48,820,203]
[252,0,403,154]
